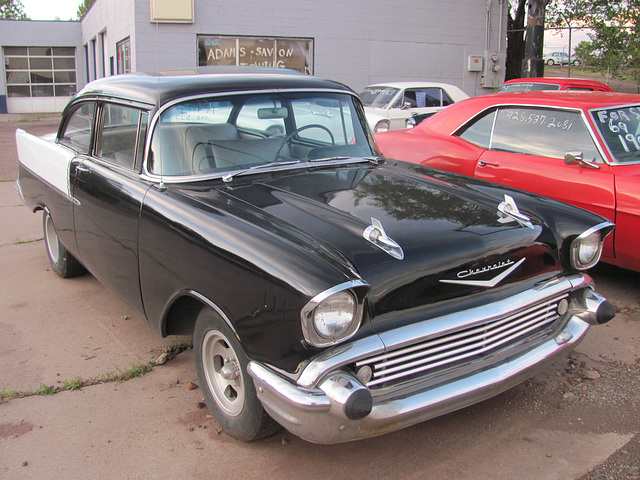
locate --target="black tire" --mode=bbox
[42,210,85,278]
[573,59,581,66]
[194,307,280,441]
[546,59,554,66]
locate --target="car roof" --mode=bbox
[66,67,355,115]
[417,90,640,133]
[502,77,611,89]
[481,90,640,109]
[363,82,460,90]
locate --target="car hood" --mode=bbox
[182,161,563,329]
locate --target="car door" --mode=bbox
[71,102,150,319]
[469,105,616,257]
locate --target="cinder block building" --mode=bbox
[1,0,507,113]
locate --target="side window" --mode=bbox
[96,103,142,169]
[457,110,497,149]
[491,107,603,161]
[438,89,455,107]
[401,90,419,108]
[59,102,96,154]
[401,88,454,108]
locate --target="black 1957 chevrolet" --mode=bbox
[16,67,615,443]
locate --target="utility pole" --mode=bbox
[521,0,549,78]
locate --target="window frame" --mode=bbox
[94,102,147,171]
[3,46,77,99]
[456,105,607,163]
[116,37,131,74]
[58,101,97,154]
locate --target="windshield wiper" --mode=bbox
[309,155,383,163]
[308,156,351,162]
[222,160,300,183]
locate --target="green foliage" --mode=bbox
[547,0,640,83]
[1,361,157,402]
[0,0,28,19]
[76,0,95,20]
[36,383,58,395]
[61,377,85,391]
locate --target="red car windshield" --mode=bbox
[496,83,561,92]
[591,104,640,163]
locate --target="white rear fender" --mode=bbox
[16,128,75,198]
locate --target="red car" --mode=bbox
[375,90,640,271]
[496,77,614,92]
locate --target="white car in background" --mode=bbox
[544,52,581,66]
[359,82,469,132]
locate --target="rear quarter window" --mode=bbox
[59,102,96,153]
[491,107,602,161]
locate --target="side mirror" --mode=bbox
[564,151,583,165]
[564,151,600,170]
[401,102,411,110]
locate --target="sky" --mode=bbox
[20,0,82,21]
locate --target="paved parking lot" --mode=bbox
[1,114,639,479]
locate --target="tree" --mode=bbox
[547,0,640,83]
[76,0,95,19]
[506,0,527,80]
[0,0,28,19]
[522,0,550,78]
[506,0,552,80]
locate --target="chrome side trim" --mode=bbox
[181,290,239,339]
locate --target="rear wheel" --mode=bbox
[42,210,85,278]
[194,307,280,441]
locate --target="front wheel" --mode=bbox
[43,210,85,278]
[194,307,280,441]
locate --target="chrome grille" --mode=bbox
[357,293,568,388]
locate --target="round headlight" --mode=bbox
[374,120,390,133]
[313,290,357,338]
[571,230,602,270]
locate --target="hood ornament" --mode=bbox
[497,195,534,229]
[363,217,404,260]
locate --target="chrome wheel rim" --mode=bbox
[201,329,245,416]
[44,214,60,264]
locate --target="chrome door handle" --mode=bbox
[478,160,499,167]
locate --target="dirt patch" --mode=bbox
[0,420,35,440]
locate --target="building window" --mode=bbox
[197,35,313,74]
[3,46,77,98]
[117,38,131,74]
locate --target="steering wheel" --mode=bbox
[274,124,335,161]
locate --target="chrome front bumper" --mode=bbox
[248,275,611,444]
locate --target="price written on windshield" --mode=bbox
[504,110,574,130]
[596,107,640,152]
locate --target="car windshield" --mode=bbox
[496,83,561,92]
[149,91,376,177]
[359,87,400,108]
[591,104,640,163]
